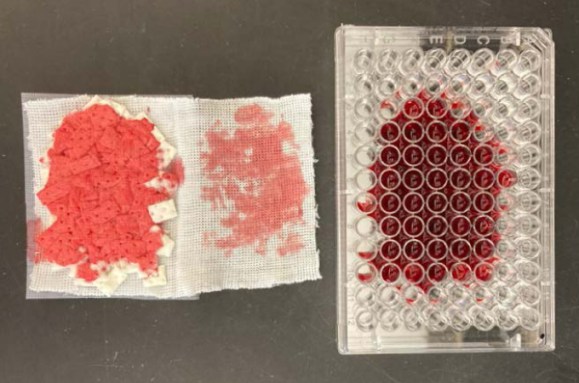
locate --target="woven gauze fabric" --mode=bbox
[25,94,320,298]
[185,95,320,294]
[25,95,194,298]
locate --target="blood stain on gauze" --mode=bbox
[201,104,309,256]
[34,98,181,294]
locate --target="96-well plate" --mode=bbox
[336,26,554,354]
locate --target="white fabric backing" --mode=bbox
[185,95,320,294]
[24,94,320,298]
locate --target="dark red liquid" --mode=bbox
[427,193,448,213]
[364,91,512,293]
[426,145,447,166]
[474,145,494,165]
[403,193,424,214]
[380,240,401,260]
[427,98,448,119]
[427,216,448,237]
[404,240,425,261]
[380,145,401,166]
[427,239,448,261]
[356,194,376,213]
[497,169,517,188]
[474,168,495,189]
[403,121,424,142]
[403,145,424,166]
[473,191,495,213]
[404,99,424,119]
[450,145,472,166]
[427,168,447,189]
[404,263,425,284]
[380,193,401,213]
[450,121,471,142]
[474,262,494,282]
[450,215,471,237]
[474,238,494,260]
[381,122,401,143]
[380,217,401,237]
[380,169,401,190]
[426,121,447,142]
[403,168,424,190]
[474,215,495,236]
[450,192,470,213]
[451,262,472,282]
[427,263,448,283]
[357,251,376,261]
[450,168,471,189]
[381,263,401,283]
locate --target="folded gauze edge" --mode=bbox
[32,96,178,295]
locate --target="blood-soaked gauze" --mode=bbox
[34,99,179,294]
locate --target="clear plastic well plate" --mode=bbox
[336,26,554,354]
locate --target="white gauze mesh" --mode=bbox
[182,95,320,293]
[25,94,320,298]
[25,95,196,298]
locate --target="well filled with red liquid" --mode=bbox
[356,90,516,292]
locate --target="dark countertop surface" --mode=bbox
[1,0,578,382]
